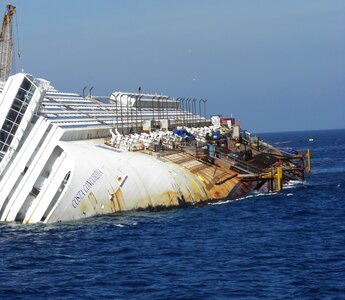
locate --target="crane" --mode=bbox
[0,4,16,82]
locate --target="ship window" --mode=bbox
[16,114,23,124]
[0,131,6,144]
[14,96,28,110]
[12,99,23,112]
[3,133,14,148]
[2,120,13,133]
[25,88,36,103]
[4,118,15,129]
[2,119,19,138]
[11,124,18,134]
[0,76,35,162]
[7,109,18,122]
[16,88,26,102]
[0,142,9,152]
[14,77,34,108]
[21,77,31,91]
[29,186,41,197]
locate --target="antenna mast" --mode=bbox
[0,4,16,82]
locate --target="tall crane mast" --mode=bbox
[0,4,16,82]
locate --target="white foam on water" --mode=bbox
[114,221,138,227]
[209,199,236,206]
[283,180,304,189]
[209,191,278,206]
[253,192,278,197]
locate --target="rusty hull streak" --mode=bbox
[160,152,253,203]
[76,151,258,218]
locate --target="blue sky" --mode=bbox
[8,0,345,132]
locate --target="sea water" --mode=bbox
[0,129,344,299]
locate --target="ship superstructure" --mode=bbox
[0,73,210,223]
[0,73,310,224]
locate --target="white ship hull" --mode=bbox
[0,72,299,224]
[0,73,248,223]
[1,136,210,223]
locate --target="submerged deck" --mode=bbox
[105,127,311,196]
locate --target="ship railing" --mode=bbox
[213,149,263,175]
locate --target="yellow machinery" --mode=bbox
[0,4,16,82]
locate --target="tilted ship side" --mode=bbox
[0,73,310,223]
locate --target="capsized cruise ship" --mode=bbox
[0,73,310,223]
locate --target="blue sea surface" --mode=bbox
[1,129,345,299]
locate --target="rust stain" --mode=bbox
[184,157,247,201]
[110,193,117,212]
[114,188,124,211]
[88,192,98,210]
[79,152,260,215]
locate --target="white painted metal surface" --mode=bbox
[0,72,213,223]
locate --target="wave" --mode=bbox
[209,191,278,206]
[114,224,125,227]
[283,180,305,189]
